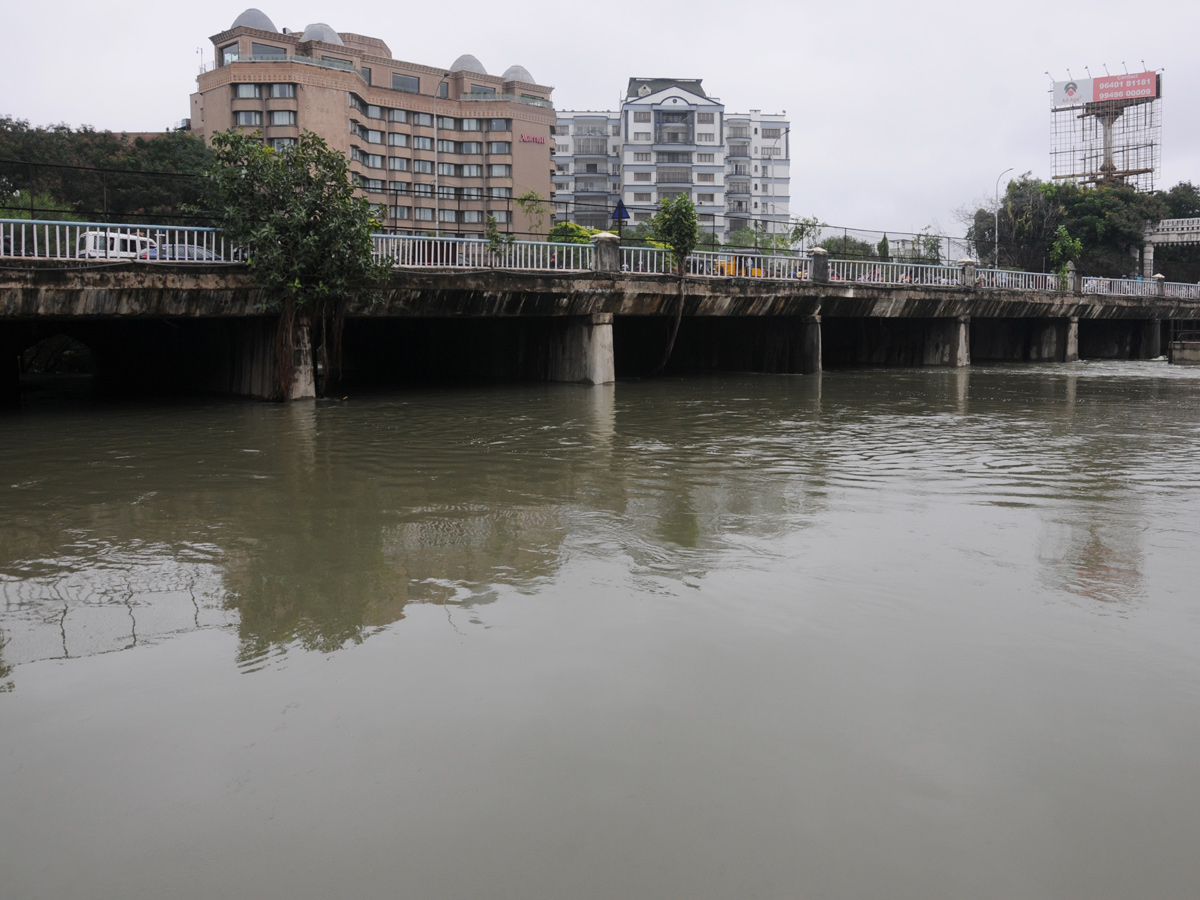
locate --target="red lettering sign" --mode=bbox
[1093,72,1158,102]
[519,134,546,144]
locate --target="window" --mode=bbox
[413,184,433,196]
[470,85,495,97]
[634,111,651,123]
[762,147,781,157]
[437,116,456,130]
[361,67,371,85]
[612,125,620,136]
[557,123,570,135]
[269,110,296,126]
[491,210,511,223]
[461,187,483,198]
[697,173,714,182]
[412,136,432,150]
[437,163,457,176]
[251,43,286,58]
[489,187,512,198]
[633,152,651,162]
[234,84,260,99]
[438,185,455,198]
[438,82,449,99]
[697,193,714,203]
[389,182,409,194]
[235,111,262,126]
[634,192,651,202]
[363,128,383,144]
[461,164,483,177]
[412,159,433,174]
[364,153,384,168]
[657,152,691,163]
[270,83,295,98]
[697,133,715,142]
[459,142,483,154]
[633,172,651,182]
[365,104,382,119]
[488,164,511,177]
[437,140,457,153]
[762,127,782,139]
[391,205,411,220]
[438,209,456,222]
[634,213,650,223]
[698,112,715,124]
[220,43,239,66]
[461,118,481,131]
[489,119,510,131]
[389,109,408,123]
[634,132,650,141]
[487,142,511,154]
[414,207,434,221]
[358,177,384,192]
[393,73,420,93]
[389,157,409,171]
[412,113,432,127]
[269,137,296,149]
[388,133,408,147]
[697,153,715,163]
[461,210,484,224]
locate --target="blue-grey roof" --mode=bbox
[502,64,534,84]
[232,8,278,32]
[451,54,487,75]
[300,23,344,45]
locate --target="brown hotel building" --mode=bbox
[190,9,555,237]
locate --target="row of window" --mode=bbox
[389,207,512,223]
[629,192,718,203]
[629,171,716,182]
[235,110,296,126]
[352,153,512,178]
[628,132,716,143]
[355,178,516,199]
[234,83,296,99]
[348,96,510,132]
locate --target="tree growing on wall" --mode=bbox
[200,130,390,399]
[514,190,549,237]
[650,194,698,374]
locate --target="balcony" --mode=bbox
[656,168,693,184]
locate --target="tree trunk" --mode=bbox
[651,272,686,376]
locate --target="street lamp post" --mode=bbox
[767,126,790,247]
[994,166,1013,268]
[434,73,449,237]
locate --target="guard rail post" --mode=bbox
[811,247,829,284]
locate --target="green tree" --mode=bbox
[817,234,877,260]
[789,215,824,250]
[547,221,598,244]
[877,234,890,261]
[514,189,549,237]
[200,130,389,399]
[650,194,698,374]
[1050,225,1082,279]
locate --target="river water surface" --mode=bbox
[2,364,1199,899]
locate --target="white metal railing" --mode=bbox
[1163,282,1200,300]
[621,246,673,273]
[1081,276,1159,296]
[977,269,1062,292]
[829,259,963,286]
[0,219,234,262]
[686,250,812,280]
[374,234,592,271]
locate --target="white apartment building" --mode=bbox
[553,79,789,243]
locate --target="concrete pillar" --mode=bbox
[1142,319,1162,359]
[811,247,829,284]
[1143,243,1155,280]
[923,317,970,367]
[958,258,977,288]
[1154,273,1165,296]
[1030,320,1062,361]
[802,315,822,374]
[1131,244,1142,275]
[549,313,615,385]
[1066,260,1081,294]
[592,232,620,273]
[222,317,315,401]
[1065,317,1079,362]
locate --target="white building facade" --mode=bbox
[553,79,789,244]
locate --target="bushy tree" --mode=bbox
[200,130,390,398]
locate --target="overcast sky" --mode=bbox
[3,1,1197,237]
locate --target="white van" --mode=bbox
[77,230,157,260]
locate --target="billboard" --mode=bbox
[1053,72,1158,108]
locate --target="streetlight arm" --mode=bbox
[994,166,1013,267]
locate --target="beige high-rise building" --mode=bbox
[190,9,555,237]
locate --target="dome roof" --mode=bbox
[232,8,278,32]
[502,64,535,84]
[300,23,344,45]
[450,54,487,75]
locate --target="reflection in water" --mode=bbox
[1,365,1198,680]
